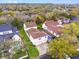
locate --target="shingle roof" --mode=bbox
[0,23,12,32]
[71,16,79,21]
[0,23,18,40]
[27,28,48,39]
[72,55,79,59]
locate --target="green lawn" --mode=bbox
[12,49,27,59]
[37,24,43,30]
[18,28,39,58]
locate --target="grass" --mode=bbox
[37,24,43,30]
[12,49,27,59]
[18,28,39,58]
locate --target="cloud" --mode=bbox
[8,0,18,3]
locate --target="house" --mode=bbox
[0,23,18,39]
[70,16,79,22]
[71,54,79,59]
[0,23,22,52]
[43,20,63,37]
[24,22,50,45]
[24,21,37,31]
[26,28,48,45]
[66,54,79,59]
[57,16,70,24]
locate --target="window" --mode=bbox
[3,30,12,35]
[3,31,9,34]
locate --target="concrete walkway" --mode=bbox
[36,43,48,55]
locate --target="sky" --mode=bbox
[0,0,79,4]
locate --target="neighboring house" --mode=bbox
[70,16,79,22]
[66,54,79,59]
[24,22,50,45]
[57,16,70,24]
[71,54,79,59]
[26,28,48,45]
[0,23,17,39]
[24,21,37,31]
[0,23,22,52]
[43,20,62,37]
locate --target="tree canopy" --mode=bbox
[35,15,45,24]
[62,22,79,37]
[48,37,78,59]
[11,18,22,29]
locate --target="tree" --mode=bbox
[59,13,70,18]
[70,8,78,16]
[11,18,22,29]
[35,15,45,24]
[8,11,15,16]
[70,22,79,37]
[62,22,79,37]
[0,9,2,13]
[0,12,3,16]
[63,34,78,45]
[61,24,72,34]
[48,37,78,59]
[45,12,53,20]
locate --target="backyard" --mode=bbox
[18,28,39,58]
[12,49,27,59]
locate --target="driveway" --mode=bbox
[36,43,48,55]
[35,54,52,59]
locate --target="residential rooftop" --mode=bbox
[27,28,48,39]
[44,20,62,34]
[71,54,79,59]
[71,16,79,21]
[0,23,18,40]
[0,23,12,32]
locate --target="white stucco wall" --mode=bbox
[0,30,13,35]
[26,31,48,45]
[29,35,48,45]
[42,24,47,30]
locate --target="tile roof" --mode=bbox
[25,21,37,28]
[45,20,59,27]
[27,28,48,39]
[44,20,62,34]
[47,26,61,34]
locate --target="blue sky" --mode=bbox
[0,0,79,4]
